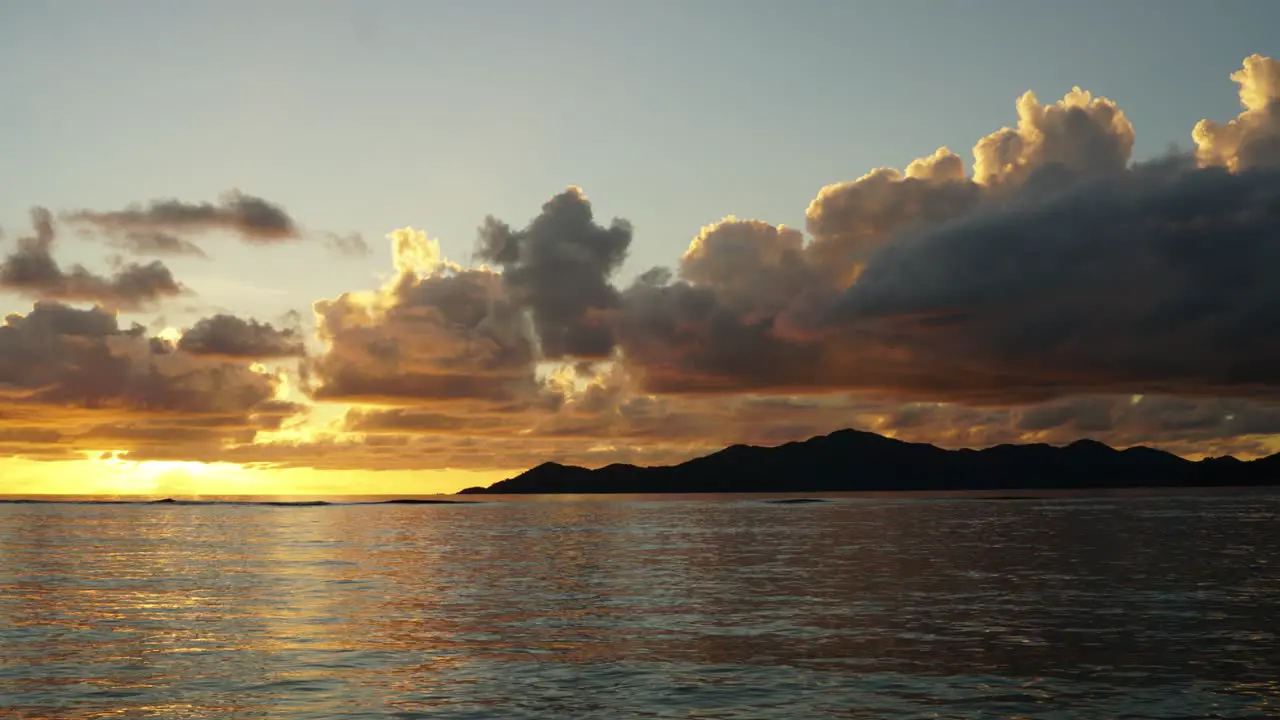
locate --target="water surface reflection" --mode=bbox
[0,495,1277,718]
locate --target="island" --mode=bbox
[457,429,1280,495]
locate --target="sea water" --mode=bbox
[1,492,1277,718]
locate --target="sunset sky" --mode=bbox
[3,1,1280,494]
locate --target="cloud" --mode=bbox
[118,385,1280,472]
[617,255,822,395]
[65,191,374,260]
[104,231,209,258]
[66,190,297,244]
[615,56,1280,410]
[323,232,370,257]
[304,227,544,406]
[474,187,631,359]
[289,53,1280,473]
[0,208,185,310]
[805,159,982,286]
[834,158,1280,402]
[390,227,447,276]
[178,314,305,359]
[10,54,1280,476]
[0,302,298,459]
[972,86,1134,185]
[679,218,811,317]
[1194,54,1280,171]
[0,302,274,416]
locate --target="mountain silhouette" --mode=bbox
[456,429,1280,494]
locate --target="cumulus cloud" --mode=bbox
[607,82,1147,399]
[11,54,1280,474]
[304,227,542,405]
[295,52,1280,473]
[617,237,823,395]
[0,208,185,310]
[616,55,1280,410]
[972,86,1135,185]
[805,160,982,286]
[679,218,811,317]
[1194,54,1280,171]
[474,187,631,358]
[178,314,305,359]
[0,302,274,415]
[0,302,298,459]
[833,159,1280,402]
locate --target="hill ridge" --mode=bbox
[457,430,1280,495]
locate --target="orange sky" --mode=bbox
[0,457,514,497]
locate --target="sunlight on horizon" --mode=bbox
[0,456,515,497]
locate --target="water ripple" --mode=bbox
[0,494,1277,718]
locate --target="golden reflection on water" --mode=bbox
[0,495,1277,718]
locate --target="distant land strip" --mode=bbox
[457,429,1280,495]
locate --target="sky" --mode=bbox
[2,0,1280,495]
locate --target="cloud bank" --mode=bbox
[0,302,298,461]
[615,55,1280,406]
[7,54,1280,476]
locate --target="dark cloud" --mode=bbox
[834,160,1280,402]
[108,231,209,258]
[77,423,258,447]
[305,228,542,405]
[66,191,374,260]
[475,187,631,359]
[323,232,370,257]
[180,387,1280,471]
[12,55,1280,475]
[178,314,305,359]
[1004,393,1280,456]
[306,195,633,411]
[805,160,983,286]
[66,190,297,244]
[0,208,185,310]
[0,301,301,459]
[299,56,1280,472]
[614,56,1280,409]
[0,302,278,416]
[617,275,823,394]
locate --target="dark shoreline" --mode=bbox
[2,487,1278,506]
[459,429,1280,495]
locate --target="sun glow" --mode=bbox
[94,453,249,495]
[0,453,520,497]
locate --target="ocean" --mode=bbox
[1,491,1276,718]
